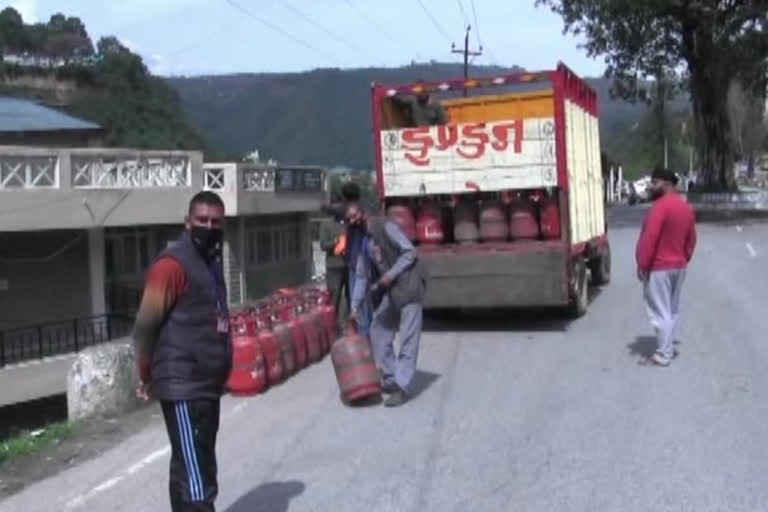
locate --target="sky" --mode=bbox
[3,0,606,78]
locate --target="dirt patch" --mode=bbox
[0,403,164,500]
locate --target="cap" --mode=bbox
[651,166,679,186]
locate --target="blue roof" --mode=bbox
[0,96,101,132]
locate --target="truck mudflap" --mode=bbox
[418,241,569,309]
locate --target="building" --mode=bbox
[0,96,104,147]
[0,147,327,366]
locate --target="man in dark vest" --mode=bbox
[133,190,232,512]
[318,202,349,326]
[346,202,427,407]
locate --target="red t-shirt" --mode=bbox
[635,192,697,272]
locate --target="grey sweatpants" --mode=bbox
[370,295,423,393]
[643,269,686,360]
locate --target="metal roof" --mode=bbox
[0,96,101,133]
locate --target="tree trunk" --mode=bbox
[690,73,737,191]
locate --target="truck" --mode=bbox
[369,62,610,316]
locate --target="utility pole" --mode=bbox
[452,25,482,97]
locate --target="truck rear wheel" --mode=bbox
[569,261,589,318]
[590,242,611,286]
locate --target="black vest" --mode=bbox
[150,232,232,401]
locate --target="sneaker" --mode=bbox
[384,390,407,407]
[651,352,671,367]
[381,379,399,394]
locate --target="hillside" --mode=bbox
[0,8,211,155]
[169,63,687,176]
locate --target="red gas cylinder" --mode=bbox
[509,197,541,240]
[331,326,381,403]
[317,291,338,350]
[479,200,509,242]
[252,315,283,386]
[454,198,479,244]
[270,312,296,378]
[416,202,444,245]
[226,315,267,396]
[277,306,308,369]
[386,204,417,241]
[539,195,562,240]
[297,302,322,364]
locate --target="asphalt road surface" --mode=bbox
[3,204,768,512]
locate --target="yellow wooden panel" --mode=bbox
[441,90,555,124]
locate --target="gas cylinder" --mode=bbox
[386,204,417,241]
[539,195,562,240]
[416,202,444,245]
[272,313,296,378]
[316,290,338,350]
[226,315,267,396]
[277,305,308,369]
[298,302,322,363]
[453,198,479,244]
[509,197,541,240]
[331,326,381,403]
[252,315,283,386]
[479,199,509,242]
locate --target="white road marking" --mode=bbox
[63,399,252,509]
[746,242,757,258]
[64,447,170,510]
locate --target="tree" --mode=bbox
[0,7,26,52]
[728,80,766,178]
[97,36,128,57]
[536,0,768,191]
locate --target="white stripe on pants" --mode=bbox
[643,268,686,360]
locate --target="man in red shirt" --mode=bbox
[636,167,697,366]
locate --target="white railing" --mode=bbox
[203,167,226,191]
[0,154,59,189]
[243,167,275,192]
[71,154,191,189]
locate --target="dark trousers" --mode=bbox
[160,399,221,512]
[326,265,348,325]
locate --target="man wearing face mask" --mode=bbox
[636,167,697,367]
[133,191,232,512]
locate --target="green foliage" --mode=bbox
[536,0,768,191]
[0,9,212,155]
[0,421,79,466]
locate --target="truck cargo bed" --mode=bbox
[419,241,569,309]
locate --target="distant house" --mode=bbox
[0,96,104,147]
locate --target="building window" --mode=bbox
[257,230,271,264]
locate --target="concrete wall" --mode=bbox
[0,230,92,330]
[0,147,205,232]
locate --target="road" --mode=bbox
[4,204,768,512]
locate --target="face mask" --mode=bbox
[190,226,223,256]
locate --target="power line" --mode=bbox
[283,1,377,63]
[417,0,453,43]
[222,0,341,65]
[456,0,470,28]
[341,0,411,58]
[469,0,499,66]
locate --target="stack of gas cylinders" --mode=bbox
[385,190,562,246]
[226,285,337,396]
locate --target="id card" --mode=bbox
[216,315,229,333]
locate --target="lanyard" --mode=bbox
[208,261,224,314]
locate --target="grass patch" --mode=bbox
[0,420,81,465]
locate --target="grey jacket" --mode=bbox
[352,216,428,311]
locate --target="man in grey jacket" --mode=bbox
[346,202,427,407]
